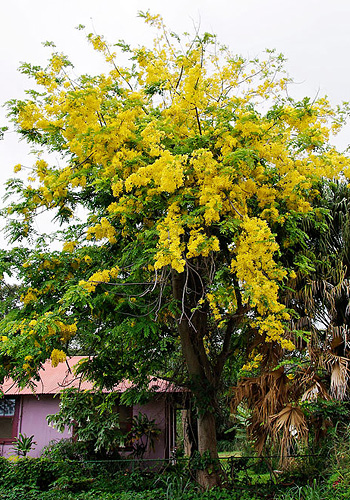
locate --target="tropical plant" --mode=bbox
[0,12,349,487]
[233,179,350,464]
[126,412,161,458]
[11,433,36,457]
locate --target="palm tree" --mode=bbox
[233,180,350,464]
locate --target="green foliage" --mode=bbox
[127,412,161,458]
[277,481,328,500]
[0,126,8,140]
[2,13,350,489]
[47,388,126,457]
[2,454,347,500]
[302,400,350,428]
[324,423,350,494]
[189,451,222,477]
[11,433,36,457]
[217,404,252,454]
[0,457,66,490]
[46,390,162,459]
[41,438,100,461]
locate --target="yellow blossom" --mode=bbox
[50,349,67,367]
[63,241,78,252]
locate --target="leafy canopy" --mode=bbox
[0,12,349,389]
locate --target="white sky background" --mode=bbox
[1,0,350,243]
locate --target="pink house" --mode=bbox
[0,357,183,459]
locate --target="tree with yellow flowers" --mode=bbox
[1,13,350,487]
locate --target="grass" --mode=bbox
[218,451,241,458]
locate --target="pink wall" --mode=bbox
[0,394,175,459]
[134,396,175,460]
[0,395,72,458]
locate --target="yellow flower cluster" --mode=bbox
[56,321,77,342]
[50,349,66,367]
[140,120,165,157]
[255,315,286,344]
[84,255,92,265]
[241,353,263,372]
[17,102,43,130]
[154,203,185,273]
[79,266,120,293]
[23,315,77,343]
[232,217,286,314]
[21,288,39,305]
[187,231,220,259]
[63,241,78,252]
[205,283,238,327]
[49,54,66,74]
[206,293,222,322]
[232,217,293,349]
[87,218,117,244]
[125,150,184,195]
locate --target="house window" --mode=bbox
[0,398,18,441]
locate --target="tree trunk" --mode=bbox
[182,408,198,457]
[196,409,222,488]
[171,269,223,488]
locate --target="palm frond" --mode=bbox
[324,353,350,400]
[270,404,308,465]
[300,381,330,402]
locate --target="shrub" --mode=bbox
[0,458,66,490]
[41,438,97,461]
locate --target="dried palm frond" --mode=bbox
[330,334,345,351]
[321,352,350,400]
[327,278,350,314]
[270,404,308,466]
[330,360,348,400]
[234,368,289,422]
[233,366,292,455]
[300,381,330,402]
[329,325,349,353]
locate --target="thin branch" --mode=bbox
[194,107,202,136]
[225,195,243,218]
[175,65,184,90]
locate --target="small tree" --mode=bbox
[1,13,350,487]
[47,389,127,458]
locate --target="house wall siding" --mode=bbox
[0,394,174,460]
[0,395,71,458]
[134,398,167,460]
[134,396,176,460]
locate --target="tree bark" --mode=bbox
[196,409,222,488]
[171,268,223,489]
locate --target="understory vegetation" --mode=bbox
[1,420,350,500]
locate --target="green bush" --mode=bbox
[0,458,65,490]
[0,455,318,499]
[41,438,110,461]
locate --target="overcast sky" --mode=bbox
[1,0,350,239]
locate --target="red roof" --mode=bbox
[0,356,182,395]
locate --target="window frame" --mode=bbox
[0,397,20,444]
